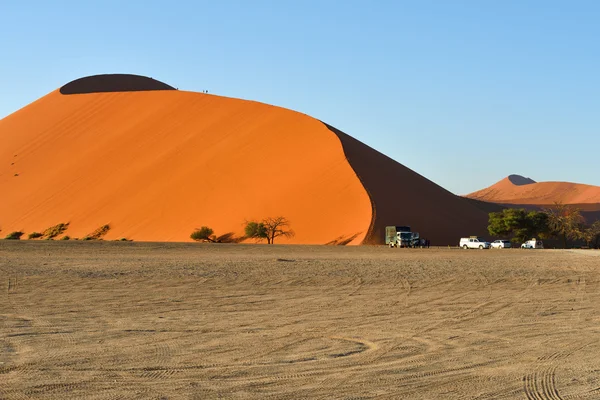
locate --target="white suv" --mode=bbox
[491,240,511,249]
[459,237,491,249]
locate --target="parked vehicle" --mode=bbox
[386,226,421,248]
[459,237,490,249]
[491,240,512,249]
[521,238,544,249]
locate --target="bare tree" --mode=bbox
[262,216,294,244]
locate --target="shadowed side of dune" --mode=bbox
[463,197,506,214]
[508,174,536,186]
[60,74,176,95]
[324,123,490,245]
[583,210,600,225]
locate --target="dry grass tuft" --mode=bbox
[42,222,70,239]
[83,224,111,240]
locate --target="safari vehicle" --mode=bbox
[459,236,490,249]
[386,226,420,248]
[521,238,544,249]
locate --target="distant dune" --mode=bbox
[0,74,489,244]
[466,174,600,207]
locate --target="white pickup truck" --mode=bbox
[459,237,490,249]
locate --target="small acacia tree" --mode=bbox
[244,217,294,244]
[190,226,215,242]
[244,221,268,242]
[593,221,600,249]
[488,208,526,242]
[580,221,600,248]
[544,202,583,248]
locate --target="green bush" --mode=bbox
[28,232,43,240]
[190,226,215,242]
[61,236,71,240]
[244,221,267,241]
[5,231,24,240]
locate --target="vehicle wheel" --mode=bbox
[479,245,484,249]
[463,245,468,250]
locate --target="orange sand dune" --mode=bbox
[466,174,600,207]
[1,77,371,244]
[1,74,490,244]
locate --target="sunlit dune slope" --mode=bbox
[0,78,372,244]
[466,175,600,207]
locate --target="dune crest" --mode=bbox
[60,74,176,95]
[507,174,536,186]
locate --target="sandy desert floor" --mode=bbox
[1,242,600,399]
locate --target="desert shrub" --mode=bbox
[61,236,70,240]
[28,232,43,240]
[42,222,69,239]
[5,231,24,240]
[191,226,215,242]
[83,224,111,240]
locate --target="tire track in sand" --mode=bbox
[523,341,597,400]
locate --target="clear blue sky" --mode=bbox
[1,0,598,194]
